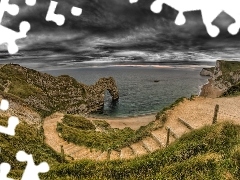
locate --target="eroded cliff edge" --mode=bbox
[0,64,119,118]
[200,60,240,98]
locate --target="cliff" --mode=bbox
[200,67,214,77]
[0,64,119,118]
[200,60,240,98]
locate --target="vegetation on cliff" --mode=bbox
[201,60,240,98]
[0,64,119,118]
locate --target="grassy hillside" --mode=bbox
[39,122,240,180]
[3,105,240,179]
[57,114,162,151]
[218,60,240,74]
[0,115,62,178]
[0,64,87,117]
[0,64,119,118]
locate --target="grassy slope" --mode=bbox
[57,119,162,151]
[41,122,240,180]
[0,64,87,118]
[0,116,62,178]
[56,98,187,151]
[218,60,240,74]
[57,108,170,151]
[62,115,96,130]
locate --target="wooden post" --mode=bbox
[107,148,111,160]
[166,128,170,146]
[212,104,219,124]
[61,145,64,162]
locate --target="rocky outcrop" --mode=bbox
[0,93,41,125]
[200,60,240,98]
[200,67,214,77]
[85,77,119,112]
[0,64,119,117]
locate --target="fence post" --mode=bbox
[212,104,219,124]
[61,145,65,162]
[166,128,170,146]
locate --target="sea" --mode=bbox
[42,65,211,117]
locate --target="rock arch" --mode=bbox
[86,77,119,112]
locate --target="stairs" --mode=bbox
[43,112,196,161]
[120,147,135,159]
[142,136,161,152]
[130,142,148,156]
[43,96,240,161]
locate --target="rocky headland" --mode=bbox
[0,64,119,120]
[200,60,240,98]
[200,67,214,77]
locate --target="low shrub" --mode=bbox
[62,114,95,130]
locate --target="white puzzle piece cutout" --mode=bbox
[0,116,19,136]
[130,0,240,37]
[129,0,138,4]
[0,100,19,136]
[25,0,37,6]
[0,0,36,54]
[46,1,65,26]
[0,99,9,111]
[71,7,82,16]
[16,151,49,180]
[0,163,13,180]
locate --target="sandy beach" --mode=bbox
[89,114,156,130]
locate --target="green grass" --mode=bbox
[62,114,95,130]
[218,60,240,74]
[57,122,135,151]
[0,64,88,118]
[0,116,62,178]
[57,116,162,151]
[93,120,111,130]
[40,122,240,180]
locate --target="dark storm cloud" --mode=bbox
[6,0,170,32]
[2,0,239,54]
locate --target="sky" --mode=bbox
[0,0,240,69]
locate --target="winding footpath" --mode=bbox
[43,96,240,161]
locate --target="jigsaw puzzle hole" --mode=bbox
[175,12,186,25]
[7,4,19,16]
[228,23,239,35]
[19,21,31,33]
[151,0,163,13]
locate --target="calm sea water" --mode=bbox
[43,66,208,117]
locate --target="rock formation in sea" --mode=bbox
[0,64,119,118]
[200,60,240,98]
[200,67,214,77]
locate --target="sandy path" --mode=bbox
[43,96,240,161]
[166,96,240,130]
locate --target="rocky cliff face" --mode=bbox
[200,60,240,98]
[0,64,119,117]
[200,67,214,77]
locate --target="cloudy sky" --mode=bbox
[1,0,240,68]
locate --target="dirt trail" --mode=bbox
[43,96,240,161]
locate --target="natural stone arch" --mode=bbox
[85,77,119,112]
